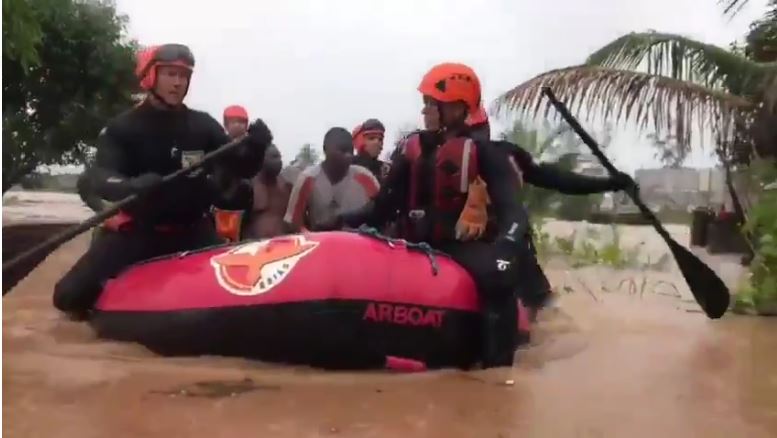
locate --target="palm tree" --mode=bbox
[721,0,752,16]
[495,2,776,156]
[496,31,776,152]
[496,3,776,228]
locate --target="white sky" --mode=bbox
[113,0,767,173]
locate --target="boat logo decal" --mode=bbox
[210,234,319,296]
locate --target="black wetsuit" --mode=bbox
[76,168,105,213]
[53,101,266,317]
[490,140,624,309]
[353,152,384,181]
[348,130,532,368]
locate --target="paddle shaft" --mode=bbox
[2,135,247,293]
[541,86,730,318]
[540,88,676,238]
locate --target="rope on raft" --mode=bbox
[345,225,441,276]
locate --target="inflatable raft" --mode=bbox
[91,229,531,370]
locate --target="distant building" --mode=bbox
[634,167,729,211]
[574,154,608,178]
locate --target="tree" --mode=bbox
[496,3,777,224]
[496,0,777,153]
[290,143,321,170]
[3,0,43,70]
[497,31,775,149]
[646,133,688,168]
[2,0,138,192]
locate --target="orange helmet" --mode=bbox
[135,44,195,92]
[465,106,489,126]
[352,118,385,152]
[223,105,249,122]
[418,62,481,113]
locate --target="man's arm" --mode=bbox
[90,124,141,202]
[351,165,381,199]
[207,116,272,210]
[342,153,409,229]
[476,141,530,244]
[502,142,625,194]
[283,173,314,232]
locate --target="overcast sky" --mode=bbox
[115,0,768,172]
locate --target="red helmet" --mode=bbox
[223,105,249,122]
[465,106,489,127]
[352,118,385,152]
[418,62,481,113]
[135,44,195,92]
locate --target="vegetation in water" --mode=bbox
[734,161,777,315]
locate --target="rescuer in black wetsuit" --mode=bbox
[341,63,533,368]
[53,43,272,319]
[461,108,634,319]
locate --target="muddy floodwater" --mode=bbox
[4,193,777,437]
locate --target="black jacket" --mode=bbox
[90,101,261,225]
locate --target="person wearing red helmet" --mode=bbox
[352,118,390,180]
[211,104,252,240]
[223,105,249,140]
[340,63,531,368]
[53,43,273,320]
[457,105,635,320]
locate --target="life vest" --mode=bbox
[403,134,479,242]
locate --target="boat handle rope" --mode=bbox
[346,225,440,276]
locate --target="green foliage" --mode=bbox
[290,143,321,170]
[736,160,777,315]
[2,0,138,192]
[537,223,643,269]
[3,0,43,70]
[530,218,553,262]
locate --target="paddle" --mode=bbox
[540,86,730,319]
[2,135,248,296]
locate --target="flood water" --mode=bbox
[4,231,777,438]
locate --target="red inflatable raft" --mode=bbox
[91,230,531,370]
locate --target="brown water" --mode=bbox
[4,233,777,438]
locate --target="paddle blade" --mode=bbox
[667,238,730,319]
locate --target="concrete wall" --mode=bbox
[634,167,730,210]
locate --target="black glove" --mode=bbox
[215,178,253,211]
[128,173,163,195]
[246,118,273,149]
[609,171,636,192]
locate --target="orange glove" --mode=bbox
[213,208,244,242]
[455,177,490,241]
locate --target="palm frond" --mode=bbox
[718,0,750,16]
[494,65,755,148]
[586,31,777,96]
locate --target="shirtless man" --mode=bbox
[243,145,291,239]
[284,127,379,232]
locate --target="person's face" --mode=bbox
[325,141,354,173]
[439,101,468,127]
[262,146,282,177]
[154,65,190,106]
[421,96,441,131]
[224,117,248,139]
[363,133,384,158]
